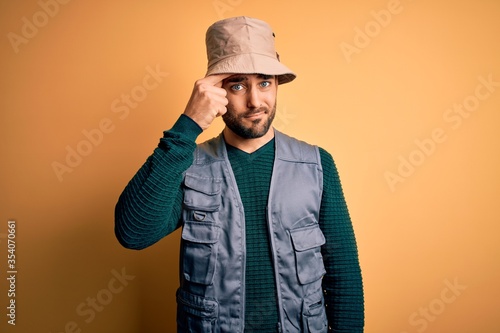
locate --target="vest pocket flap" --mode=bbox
[184,173,221,195]
[183,174,222,212]
[290,225,326,251]
[182,221,220,244]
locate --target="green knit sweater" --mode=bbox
[115,115,364,332]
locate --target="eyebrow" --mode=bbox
[225,74,275,83]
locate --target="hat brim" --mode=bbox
[206,53,296,85]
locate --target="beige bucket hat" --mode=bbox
[205,16,296,84]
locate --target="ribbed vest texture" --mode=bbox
[176,130,328,333]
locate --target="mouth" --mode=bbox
[244,109,267,120]
[244,112,264,120]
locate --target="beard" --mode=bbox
[222,102,277,139]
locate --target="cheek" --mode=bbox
[264,87,277,106]
[226,97,245,111]
[224,103,239,119]
[226,102,236,113]
[264,95,276,108]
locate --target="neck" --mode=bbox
[223,127,275,153]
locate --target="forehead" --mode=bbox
[225,74,275,83]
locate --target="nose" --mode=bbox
[246,85,262,109]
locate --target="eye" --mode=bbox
[231,84,244,91]
[259,81,271,88]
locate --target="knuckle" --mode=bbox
[194,79,204,88]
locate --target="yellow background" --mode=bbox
[1,0,499,332]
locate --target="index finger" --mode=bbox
[204,73,233,87]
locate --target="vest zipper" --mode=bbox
[267,135,286,331]
[266,176,285,331]
[222,148,246,332]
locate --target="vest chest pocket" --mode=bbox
[181,174,222,285]
[290,224,326,285]
[183,173,222,214]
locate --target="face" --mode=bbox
[221,74,277,139]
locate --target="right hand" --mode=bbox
[183,74,232,130]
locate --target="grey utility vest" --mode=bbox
[177,130,328,333]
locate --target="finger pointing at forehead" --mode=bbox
[204,73,233,87]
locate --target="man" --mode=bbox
[115,16,364,332]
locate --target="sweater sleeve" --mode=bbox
[114,115,203,250]
[319,148,364,332]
